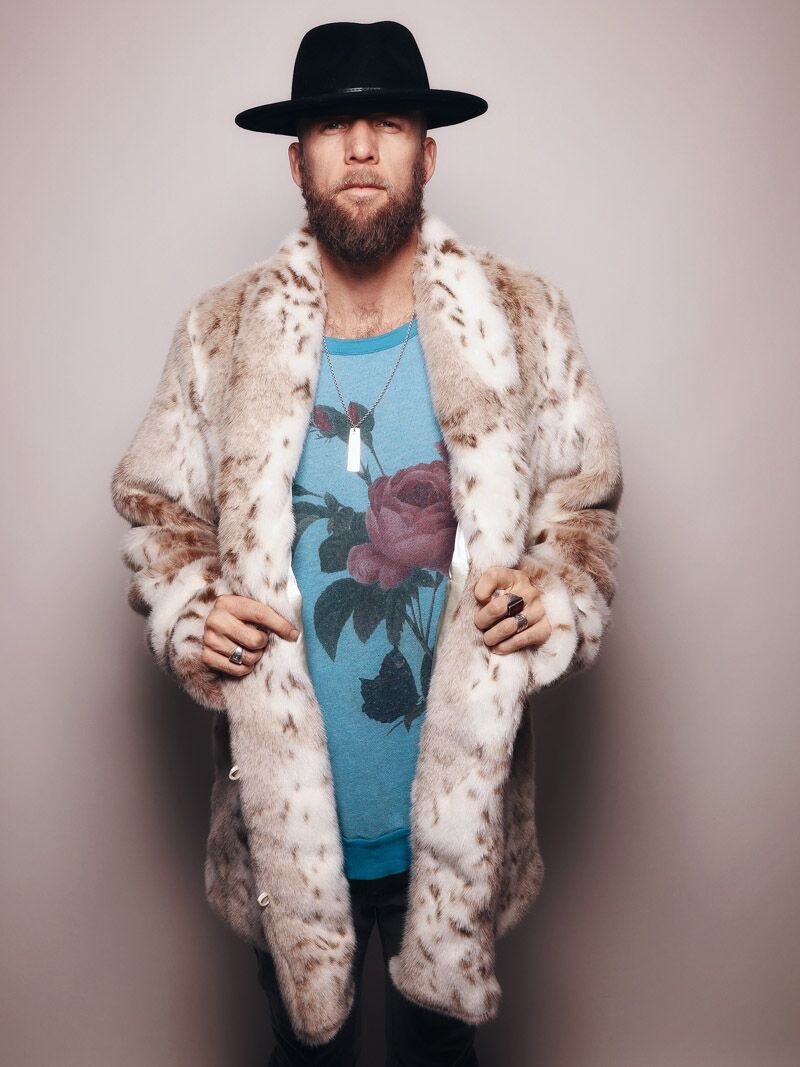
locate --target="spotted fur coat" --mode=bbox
[110,210,623,1046]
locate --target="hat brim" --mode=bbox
[234,87,488,136]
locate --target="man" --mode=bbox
[110,20,623,1066]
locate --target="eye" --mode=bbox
[321,117,400,131]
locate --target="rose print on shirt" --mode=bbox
[347,455,456,587]
[292,429,456,732]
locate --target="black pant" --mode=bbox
[253,868,480,1066]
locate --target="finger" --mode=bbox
[481,593,547,646]
[474,577,543,632]
[200,644,257,677]
[489,613,553,655]
[204,628,265,667]
[207,608,272,652]
[213,595,299,645]
[473,566,519,604]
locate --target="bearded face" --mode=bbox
[295,115,428,265]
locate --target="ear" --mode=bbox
[287,142,302,189]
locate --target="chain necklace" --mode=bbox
[322,312,417,472]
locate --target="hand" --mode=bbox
[473,567,552,655]
[201,593,300,677]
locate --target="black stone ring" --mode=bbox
[505,593,525,618]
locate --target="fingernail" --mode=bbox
[290,627,300,639]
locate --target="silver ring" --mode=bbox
[229,644,245,665]
[514,613,529,631]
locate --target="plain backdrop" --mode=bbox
[2,2,798,1065]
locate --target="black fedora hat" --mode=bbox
[234,20,488,136]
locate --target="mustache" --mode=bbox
[338,177,388,191]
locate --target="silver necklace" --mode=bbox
[322,312,417,472]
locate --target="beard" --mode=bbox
[297,147,427,265]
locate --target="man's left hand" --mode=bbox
[473,567,552,655]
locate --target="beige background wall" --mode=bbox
[2,2,797,1064]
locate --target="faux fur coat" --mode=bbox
[110,209,623,1046]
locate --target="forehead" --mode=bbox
[299,107,423,128]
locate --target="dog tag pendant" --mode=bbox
[347,426,361,472]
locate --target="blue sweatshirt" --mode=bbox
[290,317,457,878]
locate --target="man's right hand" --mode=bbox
[201,594,300,677]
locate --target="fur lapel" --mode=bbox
[215,211,537,1043]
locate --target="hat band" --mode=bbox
[295,86,423,103]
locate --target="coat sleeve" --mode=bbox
[110,307,231,712]
[518,287,624,692]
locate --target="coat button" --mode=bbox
[257,891,270,907]
[228,765,241,780]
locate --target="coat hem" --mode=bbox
[386,953,500,1027]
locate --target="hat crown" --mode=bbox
[291,21,430,102]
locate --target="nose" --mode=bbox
[344,116,379,163]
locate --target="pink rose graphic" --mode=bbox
[312,405,334,435]
[348,454,457,589]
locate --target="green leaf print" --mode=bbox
[410,568,435,588]
[318,497,368,572]
[384,588,408,647]
[360,648,419,726]
[291,499,328,553]
[351,583,387,643]
[319,534,357,573]
[314,578,361,661]
[420,649,433,700]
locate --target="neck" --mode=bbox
[319,228,419,340]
